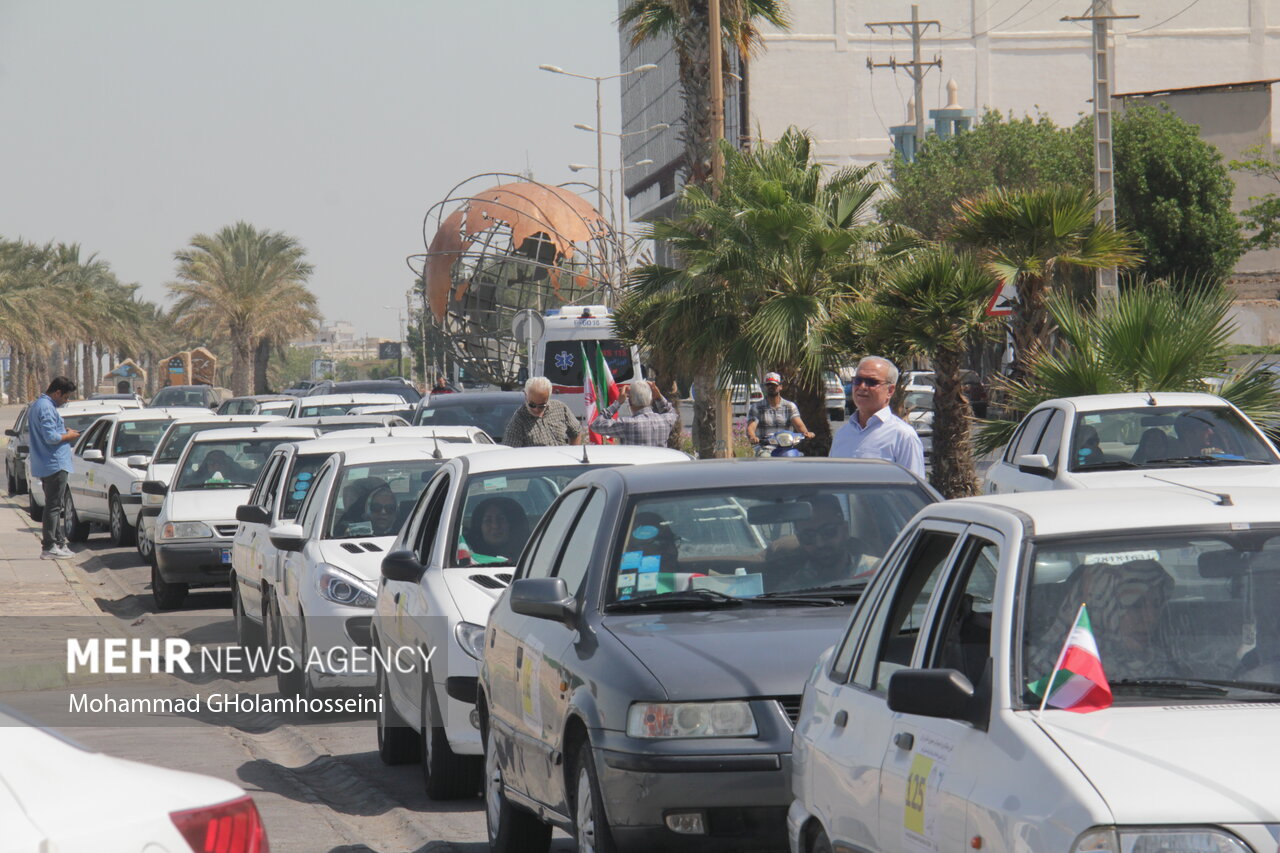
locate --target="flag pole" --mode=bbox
[1037,602,1087,716]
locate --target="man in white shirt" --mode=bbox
[829,356,925,478]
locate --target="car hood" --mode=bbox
[145,462,177,485]
[163,487,253,522]
[1077,464,1278,489]
[1034,705,1280,822]
[442,566,512,622]
[316,538,397,584]
[603,606,850,700]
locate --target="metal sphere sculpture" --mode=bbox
[409,173,615,388]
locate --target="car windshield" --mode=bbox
[154,420,267,464]
[174,438,279,490]
[1067,405,1277,472]
[299,403,367,418]
[312,419,402,434]
[326,459,443,538]
[1021,529,1280,706]
[152,388,208,407]
[257,400,294,415]
[453,465,608,566]
[607,484,932,604]
[281,454,328,519]
[416,400,522,441]
[111,419,172,457]
[62,413,112,433]
[904,391,933,411]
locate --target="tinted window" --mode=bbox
[411,477,451,564]
[542,339,635,387]
[299,403,367,418]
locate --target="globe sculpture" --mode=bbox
[409,173,616,388]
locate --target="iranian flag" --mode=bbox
[1029,603,1112,713]
[581,344,619,444]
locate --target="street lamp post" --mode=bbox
[570,156,656,280]
[574,122,668,252]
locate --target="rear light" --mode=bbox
[170,794,269,853]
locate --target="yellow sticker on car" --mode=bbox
[904,752,933,835]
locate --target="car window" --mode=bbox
[78,421,108,455]
[608,483,933,604]
[325,458,443,539]
[252,454,285,513]
[1068,405,1278,471]
[521,489,590,580]
[828,564,894,683]
[91,421,113,454]
[299,403,365,418]
[61,413,110,433]
[282,454,328,519]
[926,537,999,688]
[542,339,634,387]
[852,529,958,692]
[154,420,266,464]
[112,419,170,457]
[553,488,605,596]
[411,475,451,565]
[174,438,279,490]
[1034,409,1065,469]
[415,400,522,440]
[297,462,337,538]
[1007,409,1051,463]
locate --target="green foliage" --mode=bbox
[1230,143,1280,250]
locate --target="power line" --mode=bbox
[1122,0,1204,34]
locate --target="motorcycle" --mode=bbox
[755,430,804,458]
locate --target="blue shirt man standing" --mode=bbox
[29,376,81,559]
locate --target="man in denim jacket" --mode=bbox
[28,377,81,559]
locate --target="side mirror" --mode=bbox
[127,455,150,470]
[4,429,14,437]
[236,504,270,525]
[140,480,168,496]
[1015,453,1053,476]
[509,577,577,625]
[381,549,426,584]
[268,523,307,553]
[82,449,104,462]
[888,668,978,722]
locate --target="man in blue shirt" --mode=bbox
[29,376,81,559]
[828,356,925,477]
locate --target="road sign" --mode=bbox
[985,281,1016,317]
[378,342,402,360]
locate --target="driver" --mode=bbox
[1174,413,1223,457]
[194,449,252,485]
[769,495,867,590]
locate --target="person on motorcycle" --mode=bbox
[746,372,814,457]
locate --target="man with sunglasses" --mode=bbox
[502,375,583,448]
[746,372,814,456]
[769,494,871,590]
[829,356,925,477]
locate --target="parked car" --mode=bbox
[266,414,410,433]
[134,414,283,566]
[983,392,1280,495]
[374,444,689,800]
[903,388,934,436]
[346,403,418,420]
[304,379,422,405]
[264,441,503,700]
[253,397,297,416]
[148,384,232,410]
[477,458,938,852]
[217,394,294,415]
[790,485,1280,853]
[289,393,406,418]
[337,424,495,445]
[86,392,145,407]
[0,705,268,851]
[4,403,30,495]
[17,401,133,508]
[147,426,318,610]
[900,370,935,390]
[824,371,845,421]
[63,408,209,546]
[414,391,525,442]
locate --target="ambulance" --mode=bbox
[533,305,643,417]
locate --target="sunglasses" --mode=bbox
[370,502,397,514]
[526,401,548,410]
[797,521,844,541]
[852,376,887,388]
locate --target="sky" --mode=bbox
[0,0,624,342]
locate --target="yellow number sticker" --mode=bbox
[904,753,933,835]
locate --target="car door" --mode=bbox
[279,460,337,652]
[75,420,113,518]
[984,409,1054,495]
[877,530,1002,853]
[234,452,284,625]
[808,522,964,853]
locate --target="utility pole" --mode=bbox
[866,5,941,153]
[709,0,734,459]
[1063,1,1137,301]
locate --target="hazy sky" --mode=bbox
[0,1,624,341]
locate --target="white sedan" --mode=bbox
[0,706,268,852]
[289,393,405,418]
[983,391,1280,494]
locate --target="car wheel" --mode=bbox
[273,602,305,697]
[64,498,90,542]
[808,825,835,853]
[572,740,617,853]
[136,526,155,567]
[231,575,265,658]
[485,723,551,853]
[6,468,15,496]
[262,589,285,674]
[376,662,420,765]
[109,495,136,546]
[27,490,42,522]
[151,561,188,610]
[421,681,481,799]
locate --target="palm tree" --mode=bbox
[251,283,320,392]
[951,185,1140,379]
[168,222,315,396]
[976,282,1280,455]
[841,246,1001,497]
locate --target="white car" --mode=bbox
[148,426,319,610]
[135,414,283,567]
[337,424,495,445]
[24,403,136,521]
[63,408,209,546]
[0,706,268,852]
[289,393,405,418]
[983,392,1280,495]
[824,370,846,421]
[253,398,297,416]
[790,486,1280,853]
[264,441,504,701]
[373,444,689,800]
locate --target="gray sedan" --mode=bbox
[479,458,939,853]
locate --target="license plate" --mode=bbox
[221,548,232,565]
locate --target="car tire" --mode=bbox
[64,498,90,542]
[109,495,136,547]
[27,490,42,522]
[151,561,188,610]
[376,663,420,765]
[273,603,306,697]
[485,723,550,853]
[136,526,155,567]
[808,825,835,853]
[231,575,265,658]
[7,468,15,497]
[572,740,617,853]
[421,681,481,799]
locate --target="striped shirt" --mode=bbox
[590,397,677,446]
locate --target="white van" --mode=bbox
[534,305,643,417]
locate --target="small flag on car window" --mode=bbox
[1029,603,1112,713]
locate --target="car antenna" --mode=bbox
[1142,474,1233,506]
[1144,390,1157,406]
[432,436,443,460]
[580,440,590,464]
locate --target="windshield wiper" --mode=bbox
[605,588,744,612]
[1111,677,1232,697]
[747,591,843,606]
[766,582,868,600]
[1076,460,1140,471]
[1155,677,1280,697]
[1143,456,1262,467]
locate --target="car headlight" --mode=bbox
[454,621,486,661]
[130,481,143,495]
[1074,827,1251,853]
[627,701,758,739]
[160,521,212,540]
[316,564,376,608]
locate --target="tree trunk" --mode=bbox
[1010,276,1049,382]
[229,329,252,396]
[81,342,93,397]
[12,348,23,404]
[253,338,271,394]
[691,368,718,459]
[790,377,831,457]
[930,348,980,499]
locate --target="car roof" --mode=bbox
[166,414,281,426]
[280,432,483,457]
[335,425,491,440]
[100,407,211,422]
[267,415,406,427]
[61,401,130,413]
[297,393,405,406]
[1036,391,1230,412]
[568,456,935,495]
[187,426,318,444]
[331,442,502,465]
[226,394,294,402]
[936,486,1280,537]
[420,391,525,407]
[455,445,688,475]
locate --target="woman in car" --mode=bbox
[464,497,529,563]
